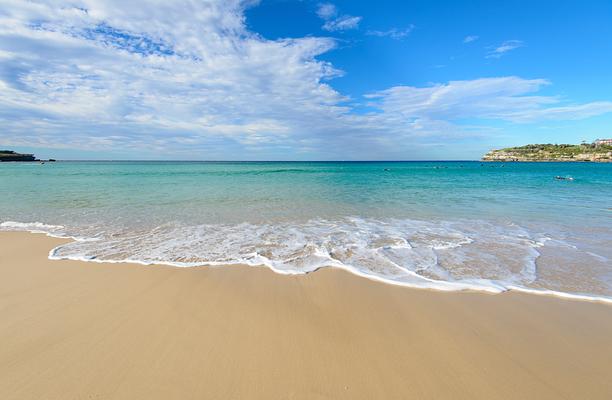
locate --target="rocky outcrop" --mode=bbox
[0,150,38,162]
[482,144,612,162]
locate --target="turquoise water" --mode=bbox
[1,161,611,299]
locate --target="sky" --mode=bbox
[1,0,611,160]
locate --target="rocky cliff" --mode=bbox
[0,150,38,162]
[482,143,612,162]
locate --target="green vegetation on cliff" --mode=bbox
[504,143,610,155]
[482,143,612,162]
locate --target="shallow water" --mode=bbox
[1,161,610,300]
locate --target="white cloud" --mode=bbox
[322,15,362,32]
[0,0,349,156]
[316,3,361,32]
[487,40,524,58]
[316,3,337,20]
[367,25,415,40]
[463,35,479,43]
[365,77,612,123]
[0,1,610,160]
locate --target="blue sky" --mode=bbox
[1,0,611,160]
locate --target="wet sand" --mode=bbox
[1,231,611,399]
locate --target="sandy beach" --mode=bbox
[1,231,611,399]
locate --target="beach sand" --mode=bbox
[1,232,611,399]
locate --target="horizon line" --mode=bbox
[11,159,485,163]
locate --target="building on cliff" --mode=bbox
[594,138,612,146]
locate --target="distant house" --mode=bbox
[594,138,612,146]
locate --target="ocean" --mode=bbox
[1,161,611,301]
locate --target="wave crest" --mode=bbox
[2,217,610,302]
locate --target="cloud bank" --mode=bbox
[0,1,611,159]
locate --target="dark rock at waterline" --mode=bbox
[0,150,38,162]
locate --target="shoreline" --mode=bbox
[11,222,611,305]
[1,231,612,399]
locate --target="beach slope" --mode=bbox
[1,232,611,399]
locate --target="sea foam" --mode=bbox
[3,217,611,303]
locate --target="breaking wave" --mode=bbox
[2,218,611,303]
